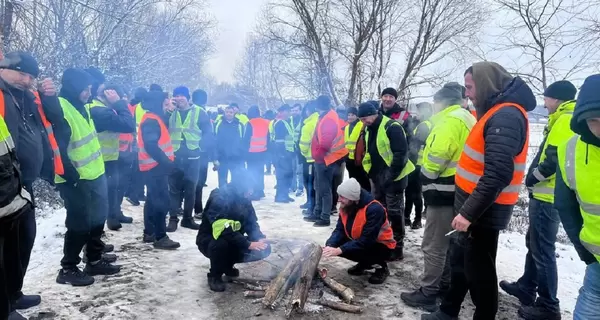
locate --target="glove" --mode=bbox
[525,172,540,188]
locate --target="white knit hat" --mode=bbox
[337,178,361,201]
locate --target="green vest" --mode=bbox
[344,121,363,160]
[413,120,432,166]
[86,99,120,162]
[363,116,415,180]
[274,119,295,152]
[55,98,105,183]
[0,114,15,156]
[169,106,202,152]
[299,113,319,162]
[558,135,600,263]
[532,101,575,203]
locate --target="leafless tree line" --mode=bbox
[1,0,214,91]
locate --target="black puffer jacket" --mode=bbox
[455,76,536,230]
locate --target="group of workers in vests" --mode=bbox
[0,50,599,320]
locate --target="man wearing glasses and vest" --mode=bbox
[423,62,536,320]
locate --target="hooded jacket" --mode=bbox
[325,190,389,253]
[456,63,536,230]
[140,91,174,175]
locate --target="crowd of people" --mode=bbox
[0,49,599,320]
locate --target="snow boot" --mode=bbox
[389,247,404,261]
[404,218,411,227]
[106,217,122,231]
[368,264,390,284]
[84,260,121,276]
[208,273,226,292]
[8,311,27,320]
[166,217,179,232]
[223,267,240,282]
[13,294,41,310]
[313,220,330,227]
[100,240,114,253]
[347,263,373,276]
[499,280,535,306]
[420,311,458,320]
[181,217,200,230]
[518,304,561,320]
[56,268,95,286]
[143,233,155,243]
[154,236,180,250]
[299,202,309,209]
[400,288,438,312]
[303,215,317,222]
[411,220,423,229]
[117,211,133,223]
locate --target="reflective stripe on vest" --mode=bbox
[249,118,270,153]
[32,91,65,175]
[363,116,415,180]
[137,111,175,171]
[560,135,600,262]
[55,98,105,183]
[0,115,15,155]
[344,121,363,160]
[169,106,202,152]
[455,103,529,205]
[86,100,120,162]
[339,200,396,250]
[118,104,138,152]
[274,119,295,152]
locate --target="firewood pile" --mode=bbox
[235,242,363,317]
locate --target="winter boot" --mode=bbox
[347,263,373,276]
[84,260,121,276]
[411,220,423,229]
[13,294,41,310]
[126,197,140,206]
[400,288,438,312]
[368,264,390,284]
[420,311,458,320]
[56,268,95,286]
[83,253,118,264]
[300,202,310,209]
[154,236,180,250]
[223,267,240,282]
[100,240,114,253]
[143,233,155,243]
[181,217,200,230]
[166,217,179,232]
[499,280,535,306]
[389,247,404,261]
[8,311,27,320]
[117,211,133,223]
[303,215,317,222]
[313,220,330,227]
[106,217,122,231]
[405,217,412,227]
[518,304,561,320]
[208,273,226,292]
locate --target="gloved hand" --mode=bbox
[525,171,540,188]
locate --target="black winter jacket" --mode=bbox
[215,118,248,161]
[366,115,409,187]
[455,77,536,230]
[196,185,266,251]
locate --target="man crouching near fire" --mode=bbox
[322,178,396,284]
[196,170,271,292]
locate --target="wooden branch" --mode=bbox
[318,269,355,303]
[316,297,363,314]
[286,244,323,317]
[245,291,266,298]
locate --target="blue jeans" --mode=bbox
[313,162,340,222]
[516,199,560,311]
[574,262,600,320]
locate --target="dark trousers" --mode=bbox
[194,155,209,214]
[345,159,370,192]
[275,152,294,200]
[516,199,561,311]
[440,227,500,319]
[313,162,340,222]
[143,172,170,240]
[331,162,344,211]
[10,183,36,301]
[339,242,392,267]
[58,176,108,269]
[217,160,244,188]
[404,166,423,222]
[199,237,271,277]
[117,152,134,207]
[247,152,266,197]
[303,162,315,212]
[168,157,201,220]
[1,204,34,317]
[370,174,406,250]
[105,161,120,220]
[128,160,145,201]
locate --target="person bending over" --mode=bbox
[196,171,271,292]
[322,178,396,284]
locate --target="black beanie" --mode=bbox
[315,95,331,110]
[544,80,577,101]
[381,87,398,99]
[173,86,190,100]
[192,89,207,105]
[347,107,358,115]
[357,102,378,117]
[60,68,93,97]
[0,51,40,78]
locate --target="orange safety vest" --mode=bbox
[248,118,270,153]
[339,200,396,249]
[118,104,137,152]
[455,102,529,205]
[315,110,348,165]
[0,90,64,175]
[137,112,174,172]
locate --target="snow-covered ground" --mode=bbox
[20,123,585,320]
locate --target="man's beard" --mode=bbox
[341,202,360,216]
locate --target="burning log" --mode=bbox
[317,297,363,314]
[244,291,266,298]
[318,269,355,303]
[286,244,323,317]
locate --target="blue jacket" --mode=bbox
[325,190,386,254]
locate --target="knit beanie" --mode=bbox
[347,107,358,116]
[357,101,378,117]
[443,82,466,99]
[0,51,39,78]
[173,86,191,100]
[381,87,398,99]
[315,95,331,111]
[544,80,577,101]
[337,178,361,201]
